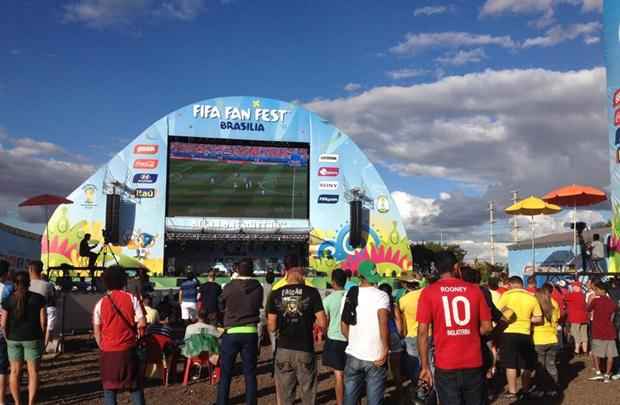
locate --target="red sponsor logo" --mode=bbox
[133,159,158,169]
[615,89,620,108]
[134,144,159,155]
[318,167,339,177]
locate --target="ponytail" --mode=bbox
[14,272,30,320]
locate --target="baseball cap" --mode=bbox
[358,261,381,284]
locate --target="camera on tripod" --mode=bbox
[102,229,110,244]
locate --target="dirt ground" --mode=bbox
[33,336,619,405]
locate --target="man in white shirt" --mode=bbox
[340,261,389,405]
[590,234,607,272]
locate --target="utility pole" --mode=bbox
[440,231,444,246]
[511,190,519,243]
[489,200,496,265]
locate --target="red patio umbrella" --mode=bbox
[543,184,607,254]
[19,194,73,270]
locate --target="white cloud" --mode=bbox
[414,6,449,17]
[481,0,602,27]
[389,32,517,55]
[0,128,95,218]
[392,191,441,227]
[436,48,487,66]
[63,0,208,28]
[344,83,362,92]
[386,68,430,80]
[306,67,609,239]
[522,22,601,48]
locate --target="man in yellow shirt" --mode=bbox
[497,276,543,399]
[397,273,423,382]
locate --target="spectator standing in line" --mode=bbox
[527,277,537,293]
[0,260,13,405]
[398,273,423,382]
[93,266,146,405]
[564,282,589,355]
[217,260,263,405]
[590,234,607,272]
[378,283,404,403]
[271,256,313,291]
[2,271,46,405]
[28,261,56,353]
[322,269,348,405]
[267,257,326,405]
[487,277,502,308]
[340,261,390,405]
[198,269,221,323]
[587,280,618,383]
[179,272,199,322]
[532,284,561,398]
[497,276,543,400]
[417,252,492,405]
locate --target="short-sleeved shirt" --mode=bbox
[533,298,560,346]
[417,277,491,370]
[399,288,423,338]
[199,282,222,314]
[591,241,605,259]
[180,279,199,303]
[93,290,145,352]
[322,290,346,342]
[498,288,542,335]
[564,291,588,324]
[2,291,46,341]
[342,286,390,362]
[29,279,55,306]
[267,284,324,353]
[589,295,618,340]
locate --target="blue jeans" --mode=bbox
[216,333,258,405]
[344,354,387,405]
[435,367,484,405]
[404,337,420,382]
[103,389,145,405]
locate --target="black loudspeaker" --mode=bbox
[105,194,121,244]
[350,200,363,248]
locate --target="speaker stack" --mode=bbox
[349,200,363,248]
[105,194,121,244]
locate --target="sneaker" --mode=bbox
[589,374,605,381]
[611,374,620,381]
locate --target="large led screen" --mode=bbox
[167,138,309,219]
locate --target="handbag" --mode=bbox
[106,293,148,362]
[341,286,359,326]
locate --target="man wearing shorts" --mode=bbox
[587,280,618,382]
[417,252,492,405]
[497,276,543,400]
[322,269,347,405]
[565,282,589,355]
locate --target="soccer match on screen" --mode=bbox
[167,141,310,219]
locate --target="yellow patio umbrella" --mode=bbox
[505,196,562,273]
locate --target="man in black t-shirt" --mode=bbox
[199,270,222,322]
[267,264,326,405]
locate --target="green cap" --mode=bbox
[358,261,381,284]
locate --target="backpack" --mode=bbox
[341,286,359,326]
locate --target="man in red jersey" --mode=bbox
[417,252,493,404]
[565,282,589,355]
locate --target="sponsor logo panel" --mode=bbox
[135,188,156,199]
[133,173,158,184]
[133,159,159,169]
[318,154,339,163]
[318,167,339,177]
[318,181,339,191]
[375,195,390,213]
[318,194,339,204]
[134,144,159,155]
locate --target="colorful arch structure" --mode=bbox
[43,97,412,276]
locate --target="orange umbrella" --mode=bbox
[543,184,607,254]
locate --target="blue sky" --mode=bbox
[0,0,610,260]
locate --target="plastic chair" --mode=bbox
[181,352,220,385]
[144,334,177,386]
